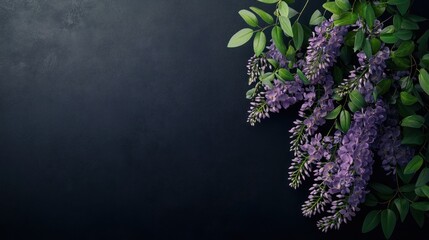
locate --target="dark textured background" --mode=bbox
[0,0,428,239]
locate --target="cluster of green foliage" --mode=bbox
[228,0,429,239]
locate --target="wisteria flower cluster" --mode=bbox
[228,0,429,239]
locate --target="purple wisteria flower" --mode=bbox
[376,108,415,174]
[358,47,390,102]
[289,75,335,188]
[265,77,304,112]
[266,42,288,68]
[246,55,270,85]
[247,91,269,126]
[301,131,343,217]
[316,100,387,231]
[304,19,348,84]
[338,47,390,102]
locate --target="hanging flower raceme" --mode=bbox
[304,19,348,84]
[229,0,429,238]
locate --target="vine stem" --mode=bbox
[294,0,310,25]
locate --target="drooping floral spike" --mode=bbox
[247,55,270,85]
[376,108,415,174]
[317,100,387,231]
[358,47,390,102]
[303,19,348,84]
[247,91,270,126]
[338,47,390,102]
[288,75,335,188]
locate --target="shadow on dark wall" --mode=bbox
[0,0,428,239]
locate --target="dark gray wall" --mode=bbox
[0,0,428,239]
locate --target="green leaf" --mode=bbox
[394,198,409,222]
[393,14,402,29]
[297,69,309,84]
[335,0,351,11]
[348,101,359,113]
[416,168,429,187]
[288,7,298,18]
[419,69,429,96]
[393,41,415,58]
[271,26,287,54]
[388,0,408,5]
[395,30,413,40]
[267,59,279,69]
[285,45,296,61]
[380,33,399,44]
[334,12,358,26]
[419,185,429,198]
[350,90,365,109]
[278,1,290,17]
[326,105,342,120]
[228,28,254,48]
[246,88,256,99]
[364,4,376,28]
[401,19,419,30]
[401,115,425,128]
[397,0,410,15]
[340,110,351,132]
[292,23,304,49]
[309,10,324,25]
[362,211,380,233]
[410,208,425,228]
[411,202,429,211]
[381,209,396,239]
[250,7,274,24]
[279,16,293,37]
[345,31,356,47]
[418,30,429,56]
[239,10,259,27]
[370,38,382,54]
[398,168,414,183]
[399,76,413,91]
[371,183,394,195]
[277,68,294,81]
[399,184,415,192]
[323,2,344,15]
[400,92,418,105]
[363,38,373,58]
[373,2,387,16]
[354,29,364,52]
[253,32,266,56]
[382,25,395,34]
[257,0,279,4]
[421,54,429,68]
[408,14,427,22]
[260,72,275,82]
[376,79,393,96]
[404,155,424,174]
[402,127,425,145]
[393,57,411,70]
